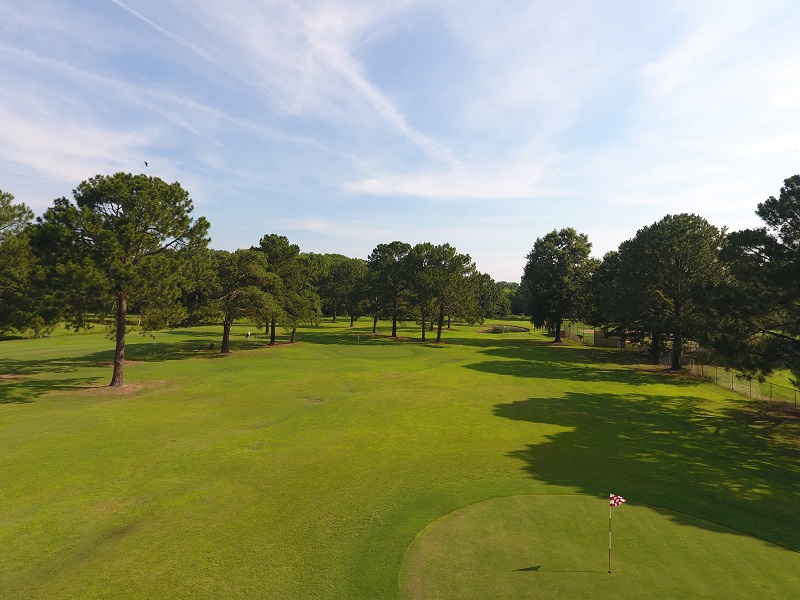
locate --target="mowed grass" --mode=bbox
[1,321,799,599]
[400,495,800,599]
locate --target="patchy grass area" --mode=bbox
[1,321,798,598]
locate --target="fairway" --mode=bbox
[1,321,799,599]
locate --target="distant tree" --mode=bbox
[316,254,351,322]
[31,173,209,386]
[361,267,384,334]
[521,228,596,342]
[706,175,800,384]
[473,272,507,321]
[340,258,368,327]
[283,252,322,342]
[254,234,299,344]
[367,241,412,337]
[587,249,664,362]
[208,249,274,353]
[406,243,437,341]
[498,281,524,315]
[407,243,474,342]
[614,214,724,369]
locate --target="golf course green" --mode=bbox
[1,321,798,598]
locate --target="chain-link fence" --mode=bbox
[684,363,799,410]
[562,321,799,412]
[561,322,640,351]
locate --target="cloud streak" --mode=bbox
[1,0,799,280]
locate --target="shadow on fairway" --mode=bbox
[458,335,677,387]
[0,376,100,404]
[0,330,292,402]
[494,392,800,551]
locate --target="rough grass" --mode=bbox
[1,320,798,599]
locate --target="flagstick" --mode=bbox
[608,503,612,573]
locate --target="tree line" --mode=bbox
[520,174,800,388]
[0,173,513,386]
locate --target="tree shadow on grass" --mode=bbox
[494,392,800,550]
[460,337,678,387]
[0,375,101,404]
[0,330,288,403]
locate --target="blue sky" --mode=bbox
[2,0,799,282]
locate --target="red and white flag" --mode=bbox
[610,494,626,507]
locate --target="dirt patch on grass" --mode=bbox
[79,379,167,396]
[97,360,147,367]
[80,383,147,395]
[0,374,24,380]
[632,364,695,378]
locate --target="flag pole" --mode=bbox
[608,501,612,573]
[608,494,626,573]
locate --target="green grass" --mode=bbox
[1,320,799,598]
[400,495,800,599]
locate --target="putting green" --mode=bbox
[399,495,800,599]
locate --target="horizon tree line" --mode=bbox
[5,172,800,388]
[0,173,509,386]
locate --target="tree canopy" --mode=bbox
[31,173,209,386]
[707,175,800,383]
[521,228,596,342]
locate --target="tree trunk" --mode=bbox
[552,317,563,343]
[221,318,232,353]
[110,291,127,387]
[270,317,276,346]
[436,302,445,343]
[290,328,297,343]
[420,308,427,341]
[447,314,451,329]
[350,315,355,327]
[332,307,337,323]
[265,320,270,336]
[649,331,662,365]
[391,297,398,337]
[372,314,378,334]
[671,330,683,370]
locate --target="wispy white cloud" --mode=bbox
[2,0,800,282]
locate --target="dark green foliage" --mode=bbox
[521,228,596,342]
[497,281,523,316]
[611,214,724,369]
[316,254,367,323]
[30,173,209,385]
[341,258,368,326]
[367,241,412,337]
[0,189,53,335]
[406,243,475,342]
[207,249,275,353]
[255,234,320,343]
[707,175,800,384]
[473,272,508,320]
